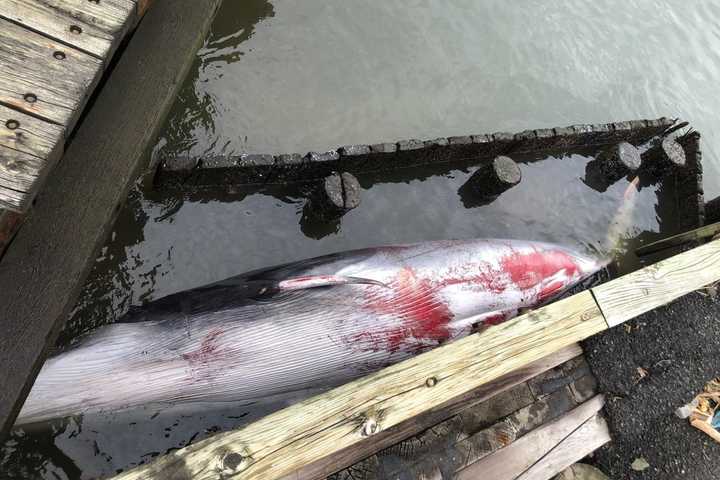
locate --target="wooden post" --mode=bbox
[459,156,521,207]
[584,142,641,192]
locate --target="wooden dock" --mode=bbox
[0,0,144,223]
[113,238,720,480]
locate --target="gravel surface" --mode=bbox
[583,290,720,479]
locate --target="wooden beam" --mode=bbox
[0,0,221,439]
[327,344,582,480]
[592,238,720,327]
[455,396,609,480]
[635,222,720,256]
[0,0,137,60]
[112,238,720,480]
[112,292,607,480]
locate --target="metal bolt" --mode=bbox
[5,120,19,130]
[23,93,37,103]
[53,51,66,60]
[69,25,82,34]
[426,376,438,387]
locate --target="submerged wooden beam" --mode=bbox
[112,238,720,480]
[635,222,720,256]
[0,0,221,438]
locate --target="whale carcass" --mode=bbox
[16,239,603,425]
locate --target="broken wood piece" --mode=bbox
[455,395,608,480]
[690,418,720,444]
[636,222,720,256]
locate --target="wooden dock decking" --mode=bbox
[0,0,142,212]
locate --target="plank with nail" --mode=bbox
[0,0,137,60]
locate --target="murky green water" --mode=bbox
[2,0,718,478]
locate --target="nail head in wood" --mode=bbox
[5,120,19,130]
[426,376,438,387]
[69,25,83,35]
[23,93,37,104]
[53,51,66,60]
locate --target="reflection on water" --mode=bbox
[1,0,715,477]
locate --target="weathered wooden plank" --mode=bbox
[593,238,720,327]
[455,395,606,480]
[377,385,581,480]
[328,345,583,480]
[112,292,607,480]
[336,383,536,480]
[1,0,137,60]
[516,415,611,480]
[636,222,720,256]
[0,104,64,210]
[336,350,592,480]
[0,0,222,438]
[0,18,103,127]
[0,148,42,210]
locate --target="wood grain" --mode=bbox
[0,104,64,210]
[325,345,582,480]
[1,0,137,60]
[111,292,606,480]
[516,415,611,480]
[455,395,607,480]
[593,238,720,327]
[0,0,221,438]
[0,17,103,127]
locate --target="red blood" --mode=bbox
[352,268,454,354]
[501,250,578,290]
[433,265,508,294]
[182,328,225,366]
[483,312,507,325]
[539,280,566,301]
